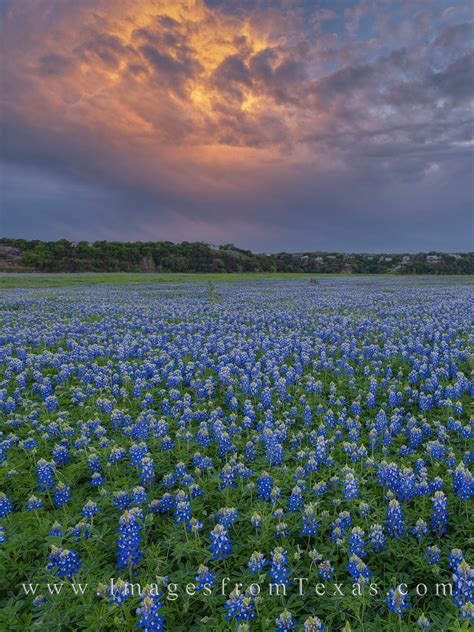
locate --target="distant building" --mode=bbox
[426,255,442,264]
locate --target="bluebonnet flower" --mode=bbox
[136,592,165,631]
[263,429,284,466]
[101,578,129,605]
[45,395,59,413]
[431,491,448,536]
[52,445,69,465]
[276,609,296,631]
[70,521,91,541]
[36,459,55,491]
[217,432,233,457]
[417,613,430,629]
[386,500,405,538]
[82,500,99,518]
[53,483,71,507]
[269,547,291,586]
[247,551,267,574]
[304,616,325,631]
[108,446,126,465]
[90,472,105,487]
[48,521,62,537]
[131,487,148,505]
[139,456,155,486]
[303,405,313,425]
[448,548,464,571]
[47,546,82,579]
[312,481,327,497]
[174,499,192,526]
[424,546,441,565]
[189,483,203,498]
[452,560,474,617]
[129,443,149,467]
[330,525,344,547]
[215,507,239,528]
[113,491,130,511]
[224,589,256,623]
[257,472,273,501]
[453,464,472,500]
[32,596,46,607]
[193,565,216,591]
[270,486,281,505]
[343,473,359,500]
[459,602,474,620]
[348,527,366,557]
[338,511,353,532]
[366,392,376,409]
[209,524,232,561]
[0,493,13,518]
[188,517,203,534]
[251,512,261,528]
[288,485,304,512]
[387,587,409,616]
[87,454,102,472]
[412,518,428,541]
[116,508,143,571]
[155,493,174,514]
[301,503,319,536]
[244,441,257,461]
[346,555,371,585]
[275,521,289,538]
[317,561,334,581]
[26,496,43,511]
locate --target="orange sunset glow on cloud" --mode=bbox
[1,0,473,250]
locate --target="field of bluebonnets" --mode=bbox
[0,276,472,632]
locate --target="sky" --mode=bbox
[1,0,473,252]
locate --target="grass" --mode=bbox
[0,272,337,289]
[0,272,472,289]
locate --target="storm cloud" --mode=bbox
[1,0,473,251]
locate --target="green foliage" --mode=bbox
[1,238,473,275]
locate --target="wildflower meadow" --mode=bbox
[0,277,472,631]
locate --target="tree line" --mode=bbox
[1,238,472,274]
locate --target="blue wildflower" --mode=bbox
[269,547,291,586]
[116,507,143,571]
[47,546,82,580]
[387,587,409,616]
[209,523,232,561]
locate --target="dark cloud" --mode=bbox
[213,54,252,88]
[73,33,131,69]
[431,52,474,101]
[431,21,474,59]
[37,53,73,76]
[140,44,203,95]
